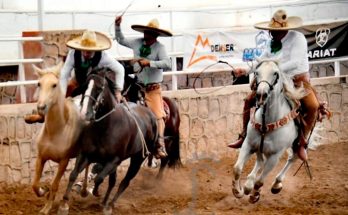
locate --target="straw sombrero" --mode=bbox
[131,19,173,37]
[66,30,112,51]
[254,9,303,31]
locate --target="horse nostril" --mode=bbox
[256,92,268,103]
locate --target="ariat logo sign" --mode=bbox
[308,27,337,59]
[316,27,330,47]
[187,34,217,68]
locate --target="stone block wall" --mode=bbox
[0,76,347,183]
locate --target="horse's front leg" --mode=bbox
[78,164,90,197]
[105,154,145,215]
[271,149,296,194]
[39,159,69,215]
[232,140,252,198]
[57,155,89,215]
[250,152,282,203]
[32,155,48,197]
[244,152,264,195]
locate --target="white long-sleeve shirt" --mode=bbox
[263,30,309,77]
[115,25,171,85]
[60,49,125,95]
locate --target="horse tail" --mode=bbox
[162,96,182,169]
[167,133,182,168]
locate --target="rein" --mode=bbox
[121,98,149,158]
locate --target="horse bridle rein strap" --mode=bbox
[255,72,279,92]
[121,98,149,158]
[250,101,300,133]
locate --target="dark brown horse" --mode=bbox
[123,73,182,179]
[58,70,159,215]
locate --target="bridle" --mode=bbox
[254,69,280,94]
[83,74,116,122]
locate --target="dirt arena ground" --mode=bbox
[0,142,347,215]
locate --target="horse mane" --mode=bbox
[88,68,116,95]
[279,69,307,101]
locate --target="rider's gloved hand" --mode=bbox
[115,90,122,103]
[233,68,247,77]
[139,59,150,67]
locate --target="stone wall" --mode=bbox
[0,76,347,183]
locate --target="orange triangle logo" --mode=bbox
[187,34,217,68]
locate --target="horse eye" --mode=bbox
[38,82,41,87]
[52,84,57,88]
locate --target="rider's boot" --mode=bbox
[297,131,308,161]
[24,110,45,124]
[297,80,320,161]
[155,136,167,159]
[155,118,167,159]
[228,91,255,149]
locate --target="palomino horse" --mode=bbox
[58,69,159,215]
[31,62,84,214]
[232,60,307,203]
[123,73,182,178]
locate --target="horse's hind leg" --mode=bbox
[32,156,48,197]
[106,155,145,214]
[232,143,252,198]
[101,171,117,206]
[93,158,120,198]
[40,159,69,215]
[271,151,296,194]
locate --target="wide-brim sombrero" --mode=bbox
[254,10,303,31]
[131,19,173,37]
[66,30,112,51]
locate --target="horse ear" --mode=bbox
[52,61,64,77]
[32,64,45,77]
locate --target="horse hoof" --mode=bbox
[249,191,260,203]
[271,186,282,194]
[80,189,89,198]
[103,207,112,215]
[244,186,252,195]
[232,187,244,198]
[57,203,69,215]
[271,182,283,194]
[38,186,49,197]
[92,189,100,197]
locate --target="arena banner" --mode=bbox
[182,21,348,70]
[182,31,256,70]
[298,21,348,60]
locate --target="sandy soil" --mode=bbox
[0,142,347,215]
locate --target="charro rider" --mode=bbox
[25,30,125,123]
[115,15,173,159]
[228,9,331,161]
